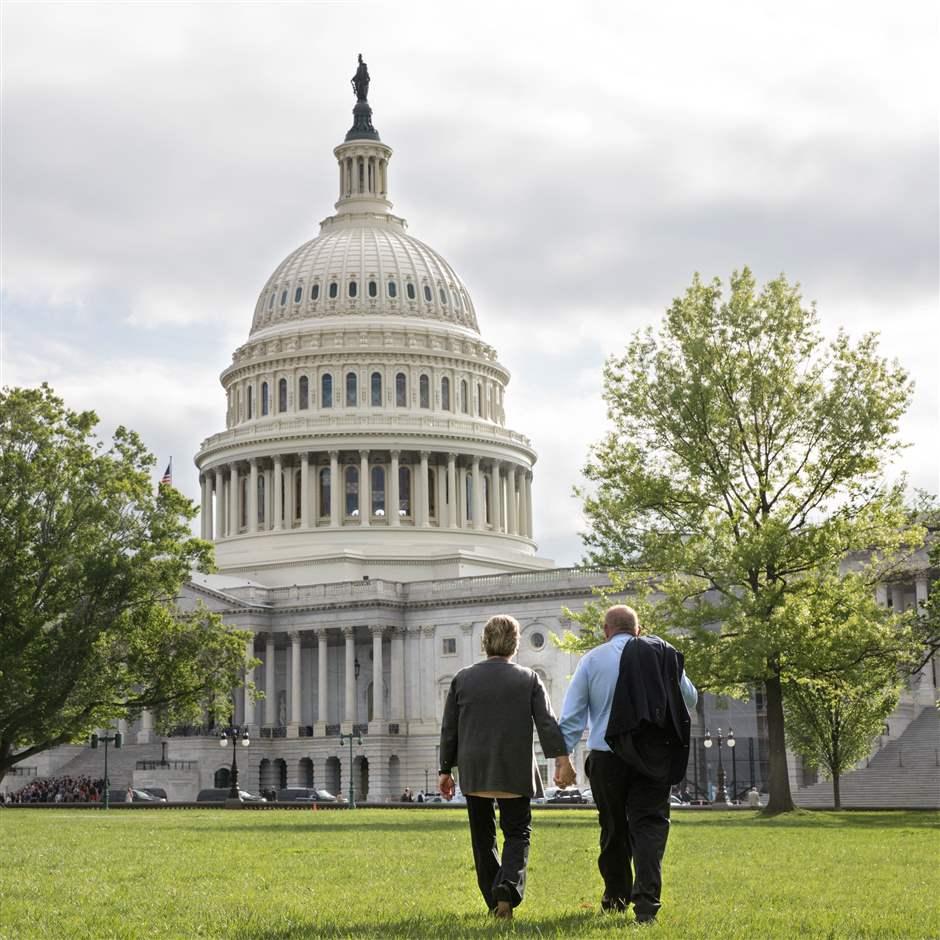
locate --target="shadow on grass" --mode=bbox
[676,809,939,830]
[231,910,625,939]
[173,816,601,835]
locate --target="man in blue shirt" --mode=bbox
[555,605,697,924]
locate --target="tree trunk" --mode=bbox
[832,771,841,810]
[763,673,795,814]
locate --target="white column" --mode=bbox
[508,466,519,535]
[273,455,283,531]
[370,626,385,724]
[228,464,239,535]
[525,470,534,538]
[487,462,499,530]
[461,622,474,665]
[289,631,302,732]
[284,463,295,528]
[457,466,467,526]
[248,459,258,534]
[496,466,506,533]
[418,451,430,527]
[136,709,153,744]
[213,469,224,538]
[436,460,446,526]
[264,467,273,530]
[264,635,276,726]
[359,450,370,526]
[316,628,328,729]
[343,627,356,725]
[301,453,310,528]
[875,583,888,606]
[447,454,458,528]
[243,636,255,729]
[199,475,209,539]
[471,456,483,530]
[330,451,341,526]
[389,451,401,527]
[915,576,929,608]
[422,625,436,721]
[391,628,405,721]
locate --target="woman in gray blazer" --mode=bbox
[438,614,570,920]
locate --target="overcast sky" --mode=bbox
[2,1,938,565]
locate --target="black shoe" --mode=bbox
[601,896,628,912]
[635,913,657,925]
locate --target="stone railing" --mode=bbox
[198,413,532,453]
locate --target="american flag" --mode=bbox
[160,459,173,487]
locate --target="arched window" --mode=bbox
[280,290,288,307]
[439,287,447,304]
[423,285,432,302]
[348,280,358,298]
[345,466,359,517]
[368,280,377,298]
[311,283,320,300]
[441,377,450,411]
[371,466,385,517]
[268,292,275,310]
[261,382,269,416]
[321,374,333,408]
[460,380,469,414]
[477,383,483,417]
[419,374,430,409]
[387,280,397,298]
[278,378,288,413]
[258,475,265,526]
[406,282,416,300]
[294,286,303,304]
[328,281,338,299]
[247,385,254,419]
[371,371,382,406]
[318,468,330,518]
[298,376,309,410]
[395,372,407,407]
[428,467,436,517]
[346,371,358,407]
[398,466,412,517]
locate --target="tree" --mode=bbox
[784,670,901,810]
[573,268,926,813]
[0,384,253,784]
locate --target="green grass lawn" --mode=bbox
[0,808,937,939]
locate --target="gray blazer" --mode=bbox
[439,659,567,798]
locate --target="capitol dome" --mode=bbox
[194,65,549,584]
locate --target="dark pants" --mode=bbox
[585,749,671,919]
[465,795,532,910]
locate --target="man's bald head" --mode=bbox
[604,605,640,640]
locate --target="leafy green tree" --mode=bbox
[571,268,925,813]
[0,384,253,784]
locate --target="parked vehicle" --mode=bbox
[141,787,168,801]
[280,787,339,803]
[546,788,588,804]
[195,788,267,803]
[107,788,166,803]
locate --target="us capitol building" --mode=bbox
[25,61,936,807]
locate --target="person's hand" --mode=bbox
[554,755,576,788]
[439,773,455,800]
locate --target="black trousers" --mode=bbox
[465,795,532,910]
[585,749,671,918]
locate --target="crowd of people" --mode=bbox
[3,775,105,804]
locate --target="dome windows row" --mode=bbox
[229,369,505,424]
[258,277,473,328]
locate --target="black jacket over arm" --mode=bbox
[604,635,691,785]
[439,659,567,798]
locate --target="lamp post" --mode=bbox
[424,768,429,794]
[339,731,363,808]
[89,730,122,809]
[703,727,735,803]
[219,726,250,801]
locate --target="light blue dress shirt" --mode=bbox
[558,634,699,754]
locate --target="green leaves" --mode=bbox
[576,268,926,812]
[0,384,251,778]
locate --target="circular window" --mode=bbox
[530,631,545,651]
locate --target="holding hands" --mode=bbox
[554,755,576,789]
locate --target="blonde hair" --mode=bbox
[482,615,521,658]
